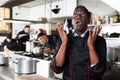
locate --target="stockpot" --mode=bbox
[13,58,39,74]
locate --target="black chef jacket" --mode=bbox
[42,43,53,49]
[42,39,55,49]
[15,30,29,43]
[2,39,19,51]
[15,30,30,51]
[50,32,107,80]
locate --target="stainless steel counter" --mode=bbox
[0,66,14,80]
[0,65,53,80]
[0,52,60,80]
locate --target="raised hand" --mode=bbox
[57,23,68,44]
[87,25,102,48]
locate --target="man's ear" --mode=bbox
[87,18,91,24]
[88,11,91,24]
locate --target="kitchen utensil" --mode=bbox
[33,47,43,55]
[0,54,9,65]
[13,57,39,74]
[26,41,34,53]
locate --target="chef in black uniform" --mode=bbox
[15,25,30,51]
[2,33,19,51]
[50,5,107,80]
[37,33,55,54]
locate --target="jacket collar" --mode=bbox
[73,30,88,37]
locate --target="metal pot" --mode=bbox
[13,58,39,74]
[33,47,43,55]
[26,41,35,53]
[0,54,9,65]
[107,47,120,62]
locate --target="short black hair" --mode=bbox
[7,33,12,39]
[74,5,91,19]
[24,25,30,28]
[39,29,43,33]
[37,33,46,40]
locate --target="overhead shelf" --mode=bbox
[88,23,120,27]
[0,18,51,24]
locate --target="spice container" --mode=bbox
[113,10,119,23]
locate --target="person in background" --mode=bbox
[50,5,107,80]
[35,29,44,35]
[37,33,55,55]
[2,33,19,51]
[15,25,30,51]
[35,28,46,42]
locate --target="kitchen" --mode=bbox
[0,0,120,80]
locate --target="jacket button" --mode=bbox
[72,66,74,68]
[72,54,74,57]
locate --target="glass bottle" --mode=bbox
[113,10,119,23]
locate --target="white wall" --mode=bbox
[30,5,45,20]
[12,6,31,20]
[78,0,115,16]
[64,0,77,16]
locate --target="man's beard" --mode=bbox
[74,26,87,34]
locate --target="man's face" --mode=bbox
[7,39,12,43]
[38,35,48,45]
[24,27,30,33]
[72,8,89,33]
